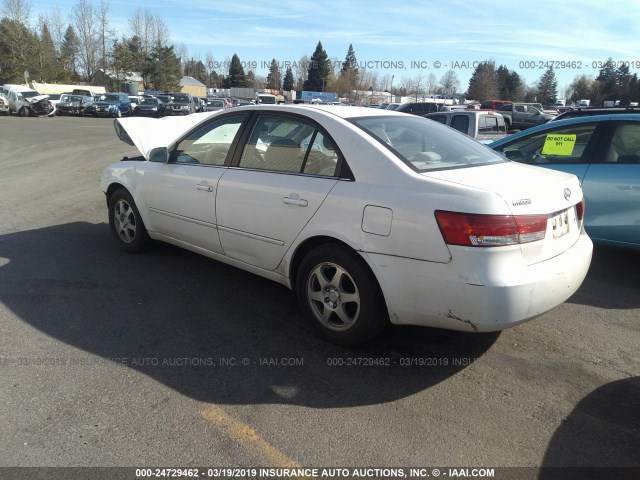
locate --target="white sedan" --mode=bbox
[101,105,593,346]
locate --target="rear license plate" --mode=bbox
[551,210,570,239]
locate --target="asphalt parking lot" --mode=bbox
[0,115,638,476]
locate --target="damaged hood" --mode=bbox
[113,113,218,159]
[26,95,50,103]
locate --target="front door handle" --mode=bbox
[283,196,308,207]
[196,184,214,192]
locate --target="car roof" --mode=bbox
[425,110,503,117]
[232,104,409,120]
[554,107,640,120]
[489,113,640,147]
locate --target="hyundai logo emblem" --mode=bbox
[564,188,572,201]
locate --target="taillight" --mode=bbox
[576,199,585,221]
[435,211,548,247]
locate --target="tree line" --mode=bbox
[467,59,640,105]
[1,0,637,104]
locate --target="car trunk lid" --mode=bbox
[424,162,584,265]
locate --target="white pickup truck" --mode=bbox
[5,85,55,116]
[424,110,508,143]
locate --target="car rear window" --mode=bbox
[351,115,505,172]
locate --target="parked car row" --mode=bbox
[0,85,216,118]
[0,84,56,116]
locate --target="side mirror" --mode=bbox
[148,147,169,163]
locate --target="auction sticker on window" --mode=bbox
[542,134,576,155]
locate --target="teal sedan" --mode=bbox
[490,115,640,249]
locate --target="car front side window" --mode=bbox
[497,124,598,165]
[174,115,246,166]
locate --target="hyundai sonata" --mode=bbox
[101,105,592,345]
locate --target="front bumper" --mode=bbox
[169,106,190,115]
[94,106,118,117]
[364,231,593,332]
[58,107,82,115]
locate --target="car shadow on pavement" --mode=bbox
[539,377,640,479]
[0,222,499,408]
[566,244,640,309]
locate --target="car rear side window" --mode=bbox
[496,123,598,165]
[238,114,340,176]
[479,116,505,133]
[599,123,640,164]
[450,115,470,134]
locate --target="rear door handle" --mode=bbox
[196,184,214,192]
[283,196,308,207]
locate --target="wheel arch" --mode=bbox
[288,235,387,305]
[105,182,128,204]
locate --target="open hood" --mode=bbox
[113,113,217,159]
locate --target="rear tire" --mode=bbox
[296,245,389,346]
[108,189,150,253]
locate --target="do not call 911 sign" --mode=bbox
[542,134,576,156]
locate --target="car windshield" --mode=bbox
[156,95,170,103]
[97,94,119,103]
[351,115,506,172]
[140,98,158,106]
[207,100,224,107]
[386,104,400,110]
[62,95,82,102]
[172,94,189,103]
[19,91,40,99]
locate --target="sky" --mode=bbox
[24,0,640,97]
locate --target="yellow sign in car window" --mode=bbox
[542,134,576,156]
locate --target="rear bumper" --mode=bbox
[363,231,593,332]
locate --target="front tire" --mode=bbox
[108,189,150,253]
[296,245,388,346]
[18,106,29,117]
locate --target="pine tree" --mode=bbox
[266,59,281,90]
[144,45,182,91]
[537,67,558,104]
[111,38,136,90]
[60,25,79,76]
[282,67,294,91]
[0,18,38,82]
[303,41,330,92]
[467,61,498,101]
[496,65,523,100]
[224,53,248,88]
[37,22,58,81]
[183,58,208,84]
[341,43,358,75]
